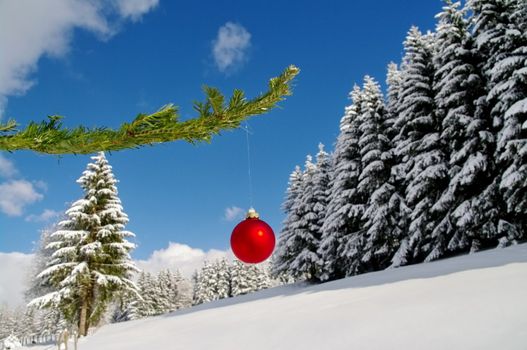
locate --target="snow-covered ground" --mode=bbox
[25,244,527,350]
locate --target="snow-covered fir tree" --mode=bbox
[428,0,496,258]
[192,261,218,305]
[462,0,517,251]
[477,0,527,240]
[134,271,156,318]
[25,226,68,336]
[249,262,273,291]
[357,76,406,271]
[25,227,57,303]
[272,166,303,277]
[318,86,365,280]
[215,259,232,299]
[385,63,403,140]
[309,143,331,280]
[230,259,252,296]
[356,77,390,200]
[28,152,139,336]
[156,269,178,313]
[287,155,322,280]
[390,27,448,265]
[170,269,193,309]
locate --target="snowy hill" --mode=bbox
[29,244,527,350]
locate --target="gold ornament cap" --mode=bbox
[246,208,260,219]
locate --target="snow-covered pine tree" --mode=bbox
[250,262,272,291]
[25,226,68,335]
[469,0,527,245]
[357,76,404,271]
[287,154,323,281]
[28,152,139,336]
[191,270,203,305]
[272,166,303,277]
[318,86,365,280]
[171,269,193,309]
[428,0,496,258]
[215,258,231,299]
[157,270,176,313]
[357,77,390,202]
[390,27,448,266]
[25,227,57,303]
[385,63,403,140]
[192,261,218,305]
[482,0,527,240]
[132,271,155,318]
[230,259,252,296]
[309,143,331,280]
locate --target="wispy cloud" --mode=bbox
[136,242,232,278]
[0,180,44,216]
[25,209,61,223]
[224,206,245,221]
[212,22,251,73]
[0,0,159,117]
[0,154,18,178]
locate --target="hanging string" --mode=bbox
[243,122,254,210]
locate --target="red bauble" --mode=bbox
[230,211,275,264]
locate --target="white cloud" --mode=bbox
[114,0,159,21]
[0,252,34,306]
[137,242,232,278]
[0,180,44,216]
[0,154,17,178]
[25,209,61,223]
[0,0,159,117]
[224,206,245,221]
[212,22,251,73]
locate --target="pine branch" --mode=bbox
[0,65,299,154]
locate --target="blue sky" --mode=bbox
[0,0,442,261]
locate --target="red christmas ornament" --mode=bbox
[230,208,276,264]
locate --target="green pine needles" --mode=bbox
[0,65,299,155]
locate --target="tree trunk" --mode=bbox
[78,298,89,337]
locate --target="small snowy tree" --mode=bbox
[231,260,252,296]
[192,261,218,305]
[25,226,68,336]
[249,262,272,291]
[170,269,193,310]
[25,227,58,303]
[215,259,231,299]
[28,152,139,336]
